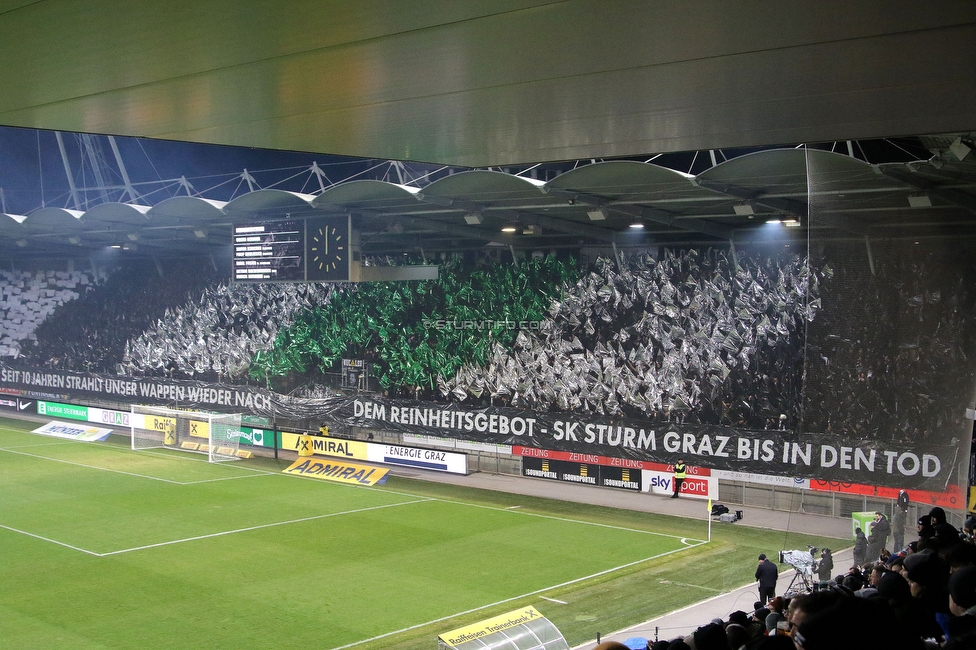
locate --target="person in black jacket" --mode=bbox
[853,527,868,567]
[756,553,778,604]
[893,496,909,552]
[817,548,834,583]
[865,531,883,566]
[872,511,892,552]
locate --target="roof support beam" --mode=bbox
[694,179,809,218]
[417,192,623,243]
[879,165,976,215]
[696,178,876,236]
[394,215,507,243]
[542,186,733,239]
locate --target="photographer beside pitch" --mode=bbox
[755,553,778,604]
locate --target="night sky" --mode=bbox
[0,125,437,216]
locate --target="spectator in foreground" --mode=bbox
[793,596,924,650]
[904,550,949,643]
[946,565,976,648]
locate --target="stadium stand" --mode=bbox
[0,269,91,358]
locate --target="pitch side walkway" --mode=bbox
[572,548,855,649]
[389,466,853,649]
[393,467,852,539]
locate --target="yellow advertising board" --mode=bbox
[145,415,176,435]
[188,419,210,439]
[439,607,543,646]
[282,458,389,486]
[969,485,976,513]
[279,432,368,460]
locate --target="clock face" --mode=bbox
[306,217,350,281]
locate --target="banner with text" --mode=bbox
[32,421,113,442]
[0,364,960,491]
[281,458,389,485]
[278,432,467,474]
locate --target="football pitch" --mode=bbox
[0,418,844,648]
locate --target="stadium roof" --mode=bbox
[3,145,976,260]
[0,3,974,261]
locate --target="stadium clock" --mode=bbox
[306,216,351,282]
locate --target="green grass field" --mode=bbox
[0,417,845,648]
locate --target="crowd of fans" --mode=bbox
[14,261,219,373]
[2,243,974,451]
[602,507,976,650]
[0,269,92,357]
[442,248,818,429]
[119,279,334,381]
[802,241,976,446]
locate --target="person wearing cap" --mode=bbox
[949,567,976,616]
[756,553,778,604]
[671,459,686,498]
[904,549,950,643]
[917,515,935,543]
[946,565,976,649]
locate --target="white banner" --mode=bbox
[711,468,811,489]
[402,433,511,455]
[370,444,468,474]
[642,470,717,500]
[32,421,113,442]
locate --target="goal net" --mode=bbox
[130,405,243,463]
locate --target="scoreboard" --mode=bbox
[233,216,351,282]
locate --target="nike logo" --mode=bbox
[18,401,32,410]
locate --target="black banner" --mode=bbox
[0,363,959,491]
[523,457,642,491]
[0,366,274,412]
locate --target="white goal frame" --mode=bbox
[130,405,243,463]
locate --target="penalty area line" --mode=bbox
[0,444,269,485]
[97,498,434,557]
[327,541,700,650]
[426,495,707,544]
[0,446,185,484]
[0,524,101,556]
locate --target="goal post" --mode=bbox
[130,405,243,462]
